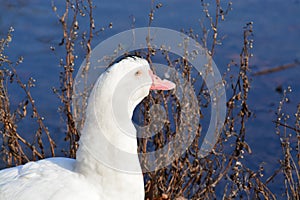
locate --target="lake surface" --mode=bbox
[0,0,300,198]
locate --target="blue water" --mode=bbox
[1,0,300,198]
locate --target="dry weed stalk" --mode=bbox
[52,0,94,157]
[0,28,55,167]
[142,1,262,199]
[268,87,300,199]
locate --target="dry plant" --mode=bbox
[0,28,55,167]
[51,0,94,157]
[266,87,300,199]
[141,1,276,198]
[1,0,299,199]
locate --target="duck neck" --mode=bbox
[74,75,144,197]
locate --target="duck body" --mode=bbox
[0,57,175,200]
[0,158,100,200]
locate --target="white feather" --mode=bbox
[0,57,175,200]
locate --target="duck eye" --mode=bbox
[135,70,142,76]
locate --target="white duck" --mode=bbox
[0,57,175,200]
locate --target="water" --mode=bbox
[1,0,300,197]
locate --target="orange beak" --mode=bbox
[149,70,176,91]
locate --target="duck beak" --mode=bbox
[149,70,176,91]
